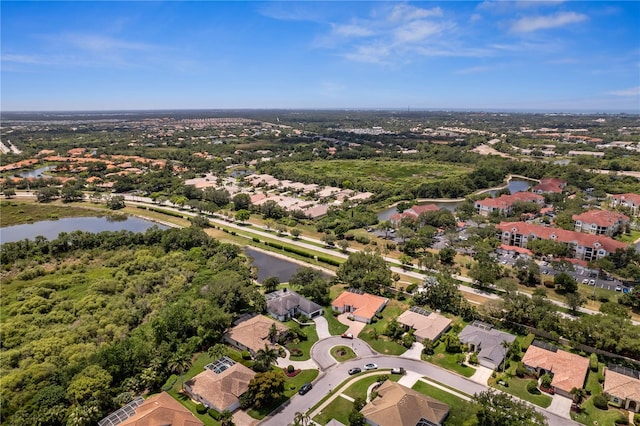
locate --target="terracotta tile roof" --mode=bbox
[119,392,203,426]
[499,244,534,256]
[522,345,589,394]
[186,363,255,412]
[407,204,439,216]
[572,210,629,227]
[532,178,566,193]
[360,380,449,426]
[496,222,628,254]
[397,310,451,341]
[225,315,288,354]
[603,368,640,402]
[612,193,640,205]
[477,192,544,209]
[332,291,388,321]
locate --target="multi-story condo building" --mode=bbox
[475,192,544,217]
[572,210,629,236]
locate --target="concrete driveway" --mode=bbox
[313,316,331,339]
[547,394,573,418]
[337,313,367,337]
[400,342,424,360]
[469,365,493,385]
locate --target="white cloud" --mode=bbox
[387,4,443,22]
[55,33,153,53]
[393,20,447,44]
[510,11,587,32]
[332,24,374,38]
[607,86,640,96]
[455,65,491,74]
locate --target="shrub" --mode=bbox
[468,352,479,365]
[589,353,598,372]
[208,409,220,420]
[527,380,540,394]
[516,365,527,378]
[406,283,418,294]
[196,403,207,414]
[540,374,552,389]
[614,417,629,425]
[287,365,295,373]
[355,235,370,244]
[593,394,608,410]
[241,351,251,360]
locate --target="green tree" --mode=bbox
[246,370,286,408]
[554,272,578,293]
[106,195,125,210]
[66,365,112,404]
[473,390,547,426]
[3,188,16,198]
[336,251,392,294]
[207,343,228,361]
[232,193,251,211]
[293,411,311,426]
[168,349,192,391]
[565,292,585,314]
[262,276,280,293]
[290,228,301,239]
[235,209,250,223]
[439,247,456,265]
[254,344,279,372]
[219,409,235,426]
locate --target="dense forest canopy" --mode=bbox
[0,227,260,425]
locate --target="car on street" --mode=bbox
[348,368,362,375]
[391,367,405,375]
[341,333,353,339]
[298,383,313,395]
[364,363,378,370]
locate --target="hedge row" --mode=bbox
[137,205,184,219]
[261,240,342,266]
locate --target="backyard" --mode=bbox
[359,299,409,355]
[571,365,629,426]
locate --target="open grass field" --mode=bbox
[273,159,472,192]
[0,199,105,226]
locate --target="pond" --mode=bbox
[17,166,56,178]
[244,247,319,284]
[0,216,168,243]
[376,179,534,221]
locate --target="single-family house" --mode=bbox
[475,192,544,217]
[185,360,255,413]
[332,290,388,323]
[223,315,288,356]
[572,210,629,236]
[521,341,589,398]
[496,221,628,262]
[114,392,203,426]
[610,193,640,216]
[603,365,640,413]
[265,288,323,321]
[397,307,451,342]
[360,380,449,426]
[458,321,516,370]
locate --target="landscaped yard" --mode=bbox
[412,380,469,407]
[571,365,628,426]
[323,309,349,336]
[312,395,354,425]
[331,345,356,362]
[248,369,319,419]
[343,373,401,401]
[423,336,475,378]
[489,374,552,408]
[359,299,409,355]
[283,320,319,361]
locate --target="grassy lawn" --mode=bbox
[0,199,108,226]
[571,365,628,426]
[489,375,552,408]
[423,338,475,378]
[165,390,219,426]
[412,380,469,406]
[312,395,354,425]
[343,373,401,400]
[283,320,319,361]
[323,309,349,336]
[617,229,640,243]
[248,369,319,420]
[331,345,356,362]
[359,299,409,355]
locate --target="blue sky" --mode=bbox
[2,1,639,112]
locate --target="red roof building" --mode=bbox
[390,204,439,224]
[610,193,640,216]
[475,192,544,217]
[496,221,628,262]
[532,178,567,194]
[572,210,629,236]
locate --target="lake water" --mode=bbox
[376,179,533,221]
[18,166,56,178]
[244,247,314,284]
[0,216,168,243]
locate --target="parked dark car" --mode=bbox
[299,383,313,395]
[348,368,362,375]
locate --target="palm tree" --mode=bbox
[267,322,279,344]
[207,343,228,361]
[501,340,512,372]
[168,350,192,391]
[254,344,279,372]
[293,411,311,426]
[570,387,587,405]
[219,410,235,426]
